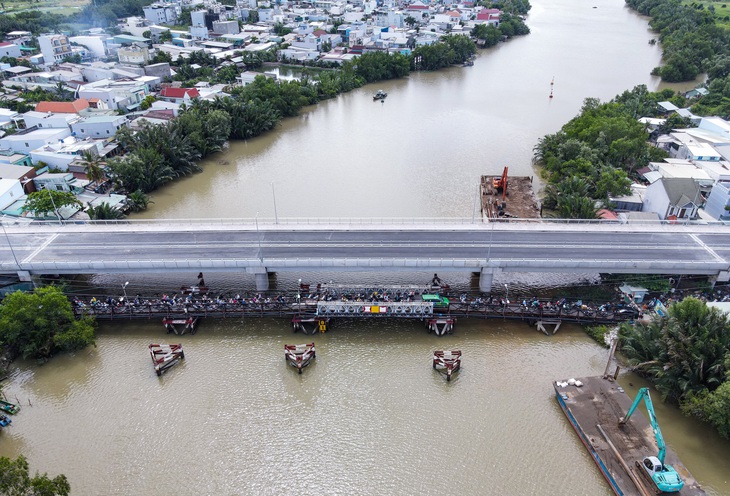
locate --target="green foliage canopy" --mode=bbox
[0,286,96,360]
[0,455,70,496]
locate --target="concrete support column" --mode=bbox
[17,270,31,282]
[479,267,496,293]
[254,272,269,291]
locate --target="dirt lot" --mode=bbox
[480,175,540,220]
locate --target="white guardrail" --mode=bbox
[2,217,730,228]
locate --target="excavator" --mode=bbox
[619,388,684,493]
[492,166,509,200]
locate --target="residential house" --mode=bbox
[0,127,71,155]
[118,45,151,65]
[698,116,730,139]
[38,34,88,66]
[33,172,83,193]
[30,137,101,170]
[0,178,24,211]
[143,4,181,25]
[475,7,500,25]
[22,111,81,131]
[642,177,701,220]
[158,86,200,104]
[656,101,679,115]
[0,149,32,168]
[685,87,709,99]
[0,164,37,193]
[77,78,151,111]
[0,42,22,59]
[704,181,730,221]
[238,71,276,86]
[35,99,91,114]
[0,109,22,130]
[71,115,129,139]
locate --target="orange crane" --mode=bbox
[492,166,509,200]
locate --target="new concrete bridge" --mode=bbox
[1,218,729,291]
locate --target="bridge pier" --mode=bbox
[17,270,31,282]
[254,272,269,291]
[479,268,499,293]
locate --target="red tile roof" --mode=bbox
[35,98,90,113]
[160,87,200,99]
[407,4,429,9]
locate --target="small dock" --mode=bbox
[163,316,199,335]
[426,318,456,336]
[554,376,705,496]
[149,343,185,376]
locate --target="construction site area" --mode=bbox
[480,167,541,220]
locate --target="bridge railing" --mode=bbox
[317,301,434,317]
[4,217,730,228]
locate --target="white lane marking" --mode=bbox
[23,233,59,263]
[690,234,725,262]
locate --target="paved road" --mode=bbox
[1,224,728,275]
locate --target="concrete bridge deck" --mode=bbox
[2,219,729,292]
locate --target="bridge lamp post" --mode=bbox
[297,278,301,310]
[271,182,278,224]
[504,283,509,303]
[122,281,129,301]
[255,211,263,263]
[0,220,20,271]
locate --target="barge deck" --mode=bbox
[554,376,705,496]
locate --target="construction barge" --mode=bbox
[554,376,705,496]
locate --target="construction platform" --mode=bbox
[554,376,705,496]
[480,174,540,219]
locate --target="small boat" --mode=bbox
[433,350,461,381]
[0,414,11,428]
[284,342,316,374]
[180,285,209,295]
[373,89,387,101]
[0,399,20,415]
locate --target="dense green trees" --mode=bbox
[0,286,95,360]
[620,297,730,438]
[627,0,730,82]
[533,85,683,218]
[0,455,70,496]
[413,35,477,70]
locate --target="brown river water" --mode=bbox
[3,0,730,493]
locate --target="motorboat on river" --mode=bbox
[373,90,387,101]
[0,399,20,415]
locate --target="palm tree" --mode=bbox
[79,151,106,186]
[86,202,124,220]
[127,190,153,212]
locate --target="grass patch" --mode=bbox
[584,325,613,347]
[1,0,88,15]
[681,0,730,28]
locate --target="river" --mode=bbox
[136,0,675,220]
[4,0,730,493]
[1,320,729,495]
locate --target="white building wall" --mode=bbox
[642,184,671,219]
[0,43,22,58]
[69,36,108,58]
[704,181,730,220]
[0,178,23,210]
